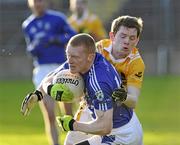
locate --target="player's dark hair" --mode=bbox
[68,33,96,53]
[111,15,143,37]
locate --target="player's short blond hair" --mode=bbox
[111,15,143,37]
[68,33,96,53]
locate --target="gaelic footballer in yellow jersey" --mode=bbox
[95,15,145,109]
[96,39,145,89]
[69,0,106,41]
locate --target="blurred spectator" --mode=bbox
[68,0,107,41]
[22,0,76,145]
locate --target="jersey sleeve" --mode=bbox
[56,14,76,44]
[127,58,145,88]
[22,21,40,56]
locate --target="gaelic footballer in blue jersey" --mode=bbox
[57,34,142,145]
[48,34,142,144]
[22,8,76,66]
[21,0,76,145]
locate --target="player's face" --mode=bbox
[66,44,90,74]
[28,0,47,16]
[110,26,139,58]
[73,0,86,15]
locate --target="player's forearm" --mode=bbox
[123,86,140,108]
[124,94,138,108]
[73,119,112,135]
[73,109,113,135]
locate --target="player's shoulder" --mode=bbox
[130,48,143,61]
[22,14,35,29]
[96,39,112,53]
[97,39,111,47]
[96,39,112,49]
[94,53,113,72]
[46,10,67,20]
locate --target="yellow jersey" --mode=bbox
[96,39,145,89]
[68,11,106,41]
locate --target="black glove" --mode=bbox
[112,87,127,102]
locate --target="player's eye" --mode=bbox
[120,34,126,39]
[130,36,136,41]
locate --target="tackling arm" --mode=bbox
[123,85,140,108]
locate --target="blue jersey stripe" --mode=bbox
[89,65,101,92]
[112,65,121,88]
[89,74,97,92]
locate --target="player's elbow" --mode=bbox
[100,123,112,135]
[103,127,112,135]
[100,129,111,135]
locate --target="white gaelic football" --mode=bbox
[53,69,84,101]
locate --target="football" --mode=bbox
[53,69,84,102]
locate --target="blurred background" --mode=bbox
[1,0,180,78]
[0,0,180,145]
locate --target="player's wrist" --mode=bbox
[69,118,76,131]
[34,90,43,101]
[47,84,53,96]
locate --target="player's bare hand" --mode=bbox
[21,90,43,116]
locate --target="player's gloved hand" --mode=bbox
[112,87,127,103]
[21,90,43,116]
[56,115,75,131]
[47,83,74,102]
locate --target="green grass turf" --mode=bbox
[0,76,180,145]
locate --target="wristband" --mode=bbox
[69,119,75,131]
[34,90,43,101]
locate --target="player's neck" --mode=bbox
[34,11,46,17]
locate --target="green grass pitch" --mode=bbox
[0,76,180,145]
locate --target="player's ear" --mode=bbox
[134,37,139,46]
[87,53,95,62]
[109,32,115,41]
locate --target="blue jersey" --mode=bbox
[22,10,76,65]
[54,53,133,128]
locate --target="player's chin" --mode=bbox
[122,49,130,55]
[69,68,78,74]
